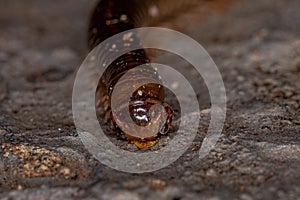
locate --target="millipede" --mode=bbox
[87,0,233,148]
[88,0,177,149]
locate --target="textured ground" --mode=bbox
[0,0,300,199]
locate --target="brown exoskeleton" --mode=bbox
[88,0,174,148]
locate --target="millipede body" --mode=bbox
[88,0,174,148]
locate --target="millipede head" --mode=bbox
[111,98,174,149]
